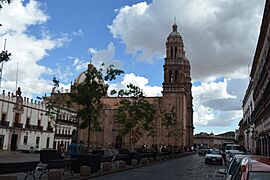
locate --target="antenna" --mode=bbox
[174,16,176,24]
[0,39,7,88]
[89,53,92,64]
[15,62,19,91]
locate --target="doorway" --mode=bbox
[10,134,18,151]
[0,135,4,150]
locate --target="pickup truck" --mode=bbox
[18,144,40,153]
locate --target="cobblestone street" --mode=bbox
[92,154,226,180]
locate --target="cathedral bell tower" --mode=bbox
[162,23,191,96]
[161,23,193,146]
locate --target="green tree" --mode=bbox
[162,107,177,145]
[0,50,11,63]
[113,84,156,150]
[43,76,73,149]
[70,63,123,150]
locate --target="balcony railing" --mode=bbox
[47,127,54,132]
[13,122,23,128]
[0,121,9,127]
[25,124,37,130]
[54,133,72,138]
[37,125,43,131]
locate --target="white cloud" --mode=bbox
[72,29,84,37]
[192,78,245,127]
[90,42,122,68]
[108,73,162,97]
[0,0,69,97]
[109,0,264,81]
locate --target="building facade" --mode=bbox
[76,23,194,148]
[194,132,235,150]
[0,88,77,151]
[241,1,270,156]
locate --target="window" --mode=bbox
[174,47,177,58]
[26,118,30,125]
[14,113,20,123]
[23,136,28,145]
[46,137,50,148]
[48,122,51,129]
[175,70,179,83]
[37,120,41,127]
[36,137,40,148]
[169,70,173,83]
[1,113,6,122]
[171,47,173,58]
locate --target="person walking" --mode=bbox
[68,140,78,158]
[221,150,226,165]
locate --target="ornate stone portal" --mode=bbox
[76,23,194,147]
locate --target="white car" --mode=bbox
[225,144,243,161]
[205,149,223,165]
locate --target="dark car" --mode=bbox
[198,147,208,156]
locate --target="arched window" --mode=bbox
[175,47,177,58]
[175,70,179,82]
[171,47,173,58]
[169,70,173,83]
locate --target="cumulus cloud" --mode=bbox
[0,0,69,96]
[192,78,244,127]
[109,0,264,81]
[90,42,122,68]
[108,73,162,97]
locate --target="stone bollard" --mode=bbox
[48,169,62,180]
[0,176,17,180]
[155,156,161,162]
[161,156,166,160]
[149,157,154,163]
[116,160,126,169]
[101,162,111,171]
[141,158,148,164]
[131,159,138,166]
[166,155,170,159]
[80,166,91,177]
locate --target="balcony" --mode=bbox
[54,133,72,138]
[47,127,54,132]
[37,125,43,131]
[0,121,9,127]
[13,122,23,128]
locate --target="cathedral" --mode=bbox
[75,23,194,148]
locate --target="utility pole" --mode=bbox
[0,39,7,88]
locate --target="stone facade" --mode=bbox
[77,24,194,148]
[241,1,270,156]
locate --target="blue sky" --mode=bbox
[0,0,265,134]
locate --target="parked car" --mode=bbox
[218,154,248,180]
[231,156,270,180]
[198,147,208,156]
[225,144,243,161]
[205,149,223,165]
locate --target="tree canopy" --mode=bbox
[70,63,123,150]
[113,84,156,149]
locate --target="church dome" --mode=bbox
[74,71,86,85]
[73,63,104,85]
